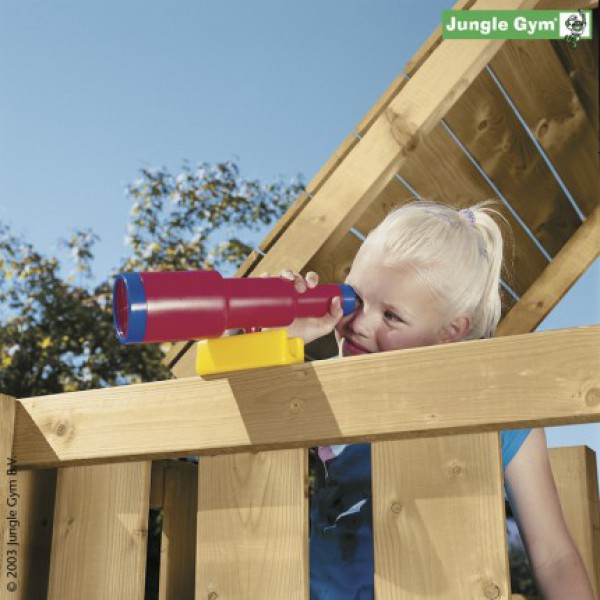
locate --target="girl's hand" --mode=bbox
[259,269,344,344]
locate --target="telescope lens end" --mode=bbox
[112,274,147,344]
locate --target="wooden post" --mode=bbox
[196,450,309,599]
[47,462,151,600]
[548,446,600,597]
[372,433,510,599]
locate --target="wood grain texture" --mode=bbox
[196,450,308,600]
[373,433,509,599]
[490,39,599,216]
[13,326,600,468]
[548,446,600,598]
[551,33,599,134]
[47,462,151,600]
[7,469,56,600]
[443,68,581,259]
[496,206,599,336]
[159,461,198,600]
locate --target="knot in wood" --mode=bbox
[446,460,465,480]
[208,592,219,600]
[56,423,68,437]
[386,109,420,156]
[478,119,488,131]
[482,582,501,599]
[390,502,402,514]
[289,398,303,413]
[585,388,600,408]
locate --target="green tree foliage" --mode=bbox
[0,161,303,399]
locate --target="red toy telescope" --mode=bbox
[113,270,356,344]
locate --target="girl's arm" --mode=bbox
[504,427,596,600]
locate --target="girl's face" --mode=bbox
[335,247,467,357]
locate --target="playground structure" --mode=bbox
[1,0,599,597]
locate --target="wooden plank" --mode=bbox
[443,68,582,259]
[196,450,308,599]
[150,460,167,510]
[551,33,599,134]
[548,446,600,597]
[496,206,599,336]
[8,469,56,599]
[350,174,415,238]
[251,0,541,280]
[397,122,548,297]
[537,0,597,9]
[490,39,599,216]
[373,433,510,599]
[47,462,151,600]
[12,326,600,468]
[159,461,197,600]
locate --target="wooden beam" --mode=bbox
[12,326,600,469]
[496,206,600,336]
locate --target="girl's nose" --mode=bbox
[347,307,375,339]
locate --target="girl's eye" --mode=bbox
[384,310,402,323]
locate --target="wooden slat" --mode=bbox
[13,326,600,468]
[150,460,167,510]
[159,461,197,600]
[496,206,599,336]
[351,174,416,238]
[196,450,308,599]
[551,33,599,134]
[490,39,599,216]
[548,446,600,597]
[443,68,582,259]
[47,462,151,600]
[373,433,510,599]
[8,470,56,599]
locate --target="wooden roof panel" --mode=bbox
[490,39,599,217]
[443,67,583,258]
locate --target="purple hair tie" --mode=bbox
[459,208,476,227]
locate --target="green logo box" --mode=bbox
[442,10,593,40]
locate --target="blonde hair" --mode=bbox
[361,200,511,339]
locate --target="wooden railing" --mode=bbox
[1,325,598,598]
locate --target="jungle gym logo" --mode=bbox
[442,9,592,47]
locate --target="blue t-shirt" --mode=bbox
[310,430,531,600]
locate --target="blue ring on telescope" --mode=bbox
[112,273,147,344]
[338,284,356,316]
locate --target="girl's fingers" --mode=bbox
[279,269,307,293]
[305,271,318,288]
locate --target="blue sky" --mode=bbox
[1,1,598,466]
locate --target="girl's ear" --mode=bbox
[439,316,471,343]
